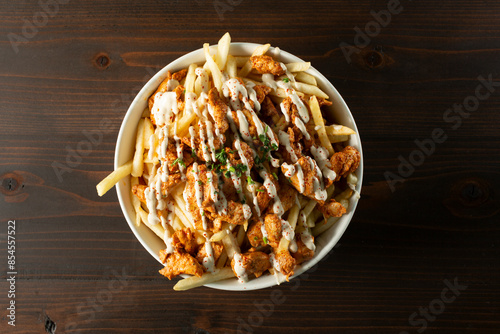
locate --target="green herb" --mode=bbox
[254,236,259,241]
[171,158,186,168]
[247,176,255,185]
[263,237,268,244]
[207,177,211,183]
[183,89,186,94]
[237,189,241,194]
[283,78,290,83]
[271,143,279,151]
[225,170,231,178]
[197,180,203,186]
[272,172,278,180]
[201,211,205,217]
[256,188,265,192]
[216,149,227,164]
[241,198,246,204]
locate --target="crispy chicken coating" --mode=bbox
[292,237,315,264]
[208,87,229,134]
[329,146,361,181]
[264,214,282,248]
[159,251,204,280]
[172,228,198,254]
[250,55,286,76]
[274,248,296,280]
[196,242,224,265]
[231,251,272,278]
[253,85,272,103]
[318,199,346,219]
[247,220,264,248]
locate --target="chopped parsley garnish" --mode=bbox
[247,176,255,185]
[283,78,290,83]
[263,236,268,244]
[237,189,241,194]
[256,188,265,192]
[197,180,203,186]
[216,149,227,164]
[272,172,278,180]
[254,236,259,241]
[171,158,186,168]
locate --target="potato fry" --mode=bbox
[234,56,249,67]
[184,64,197,94]
[294,82,329,99]
[131,118,145,177]
[226,55,237,78]
[96,160,133,196]
[325,124,356,136]
[143,118,154,149]
[173,267,235,291]
[310,96,334,155]
[278,204,300,251]
[284,62,310,72]
[216,32,231,70]
[328,134,349,143]
[294,71,317,86]
[203,43,223,93]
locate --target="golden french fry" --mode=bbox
[96,160,133,196]
[284,62,310,72]
[216,32,231,70]
[294,82,329,99]
[310,96,334,155]
[203,43,223,93]
[173,267,235,291]
[325,124,356,136]
[294,71,317,86]
[328,134,349,143]
[184,64,197,94]
[226,55,237,78]
[131,118,145,177]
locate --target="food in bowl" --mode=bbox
[97,33,361,291]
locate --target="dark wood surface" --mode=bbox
[1,0,499,333]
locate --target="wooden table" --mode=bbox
[1,0,499,333]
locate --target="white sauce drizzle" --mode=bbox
[278,130,298,163]
[202,240,215,273]
[299,211,315,251]
[233,253,248,283]
[192,162,207,230]
[151,91,179,127]
[144,187,160,225]
[310,146,337,181]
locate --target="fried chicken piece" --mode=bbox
[247,220,264,248]
[132,184,147,203]
[148,70,186,115]
[163,140,194,173]
[185,122,224,162]
[277,179,297,213]
[264,214,282,248]
[132,174,182,203]
[329,146,361,181]
[208,87,229,134]
[261,96,281,124]
[256,185,271,214]
[172,228,198,254]
[231,251,272,278]
[159,251,204,280]
[250,55,286,76]
[292,237,315,264]
[227,140,254,171]
[253,85,272,103]
[196,242,224,265]
[274,248,296,280]
[282,156,314,198]
[318,199,346,219]
[317,97,332,108]
[216,200,248,225]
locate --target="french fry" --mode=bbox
[130,176,141,226]
[203,43,223,93]
[312,216,340,237]
[173,267,235,291]
[294,82,329,99]
[96,160,133,196]
[222,232,240,260]
[310,96,334,155]
[238,43,270,77]
[184,64,197,94]
[216,32,231,70]
[137,207,166,240]
[284,62,310,72]
[143,118,154,149]
[131,118,145,177]
[294,71,317,86]
[325,124,356,136]
[226,55,237,78]
[328,134,349,143]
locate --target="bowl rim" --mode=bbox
[115,42,363,291]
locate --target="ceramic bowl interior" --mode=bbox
[115,43,363,291]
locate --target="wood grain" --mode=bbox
[1,0,499,333]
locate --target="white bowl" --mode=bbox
[115,43,363,291]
